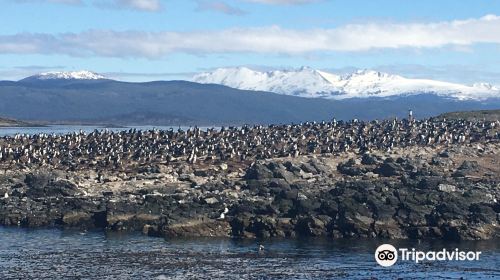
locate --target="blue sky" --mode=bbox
[1,0,500,84]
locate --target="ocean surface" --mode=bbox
[0,125,219,137]
[0,227,499,279]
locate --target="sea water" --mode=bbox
[0,227,499,279]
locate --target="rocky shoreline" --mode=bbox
[1,142,499,240]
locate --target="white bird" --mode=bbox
[4,192,8,199]
[258,245,265,254]
[219,207,229,219]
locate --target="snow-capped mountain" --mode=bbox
[24,70,106,81]
[193,67,500,100]
[193,67,336,98]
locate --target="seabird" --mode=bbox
[258,244,265,253]
[219,206,229,220]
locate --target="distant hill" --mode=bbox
[436,109,500,121]
[1,78,500,125]
[0,117,38,127]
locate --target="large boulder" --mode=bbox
[453,160,480,177]
[361,153,379,165]
[337,159,366,176]
[245,163,274,180]
[25,173,78,197]
[375,162,403,177]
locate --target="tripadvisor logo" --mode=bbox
[375,244,482,267]
[375,244,398,267]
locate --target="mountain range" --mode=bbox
[21,70,106,81]
[0,69,499,125]
[193,67,500,100]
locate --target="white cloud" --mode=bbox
[12,0,82,5]
[11,0,320,11]
[11,0,163,11]
[1,15,500,57]
[112,0,162,12]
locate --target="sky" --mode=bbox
[1,0,500,84]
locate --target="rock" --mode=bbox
[48,180,79,197]
[193,170,209,177]
[283,161,302,173]
[375,162,402,177]
[453,160,481,177]
[361,153,378,165]
[438,151,450,158]
[469,204,497,223]
[337,162,365,176]
[272,167,297,183]
[190,176,208,186]
[245,163,274,180]
[299,162,318,174]
[204,197,219,205]
[297,193,308,201]
[62,212,94,228]
[138,165,161,173]
[460,160,479,170]
[309,160,330,174]
[24,173,51,189]
[279,189,298,200]
[418,176,444,189]
[438,184,457,193]
[26,175,78,197]
[142,224,161,237]
[295,216,330,236]
[431,157,450,166]
[163,219,232,237]
[273,198,294,214]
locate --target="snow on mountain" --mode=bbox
[193,67,500,100]
[193,67,335,98]
[26,70,106,80]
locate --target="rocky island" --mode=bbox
[0,116,499,241]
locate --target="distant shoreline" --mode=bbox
[0,118,46,128]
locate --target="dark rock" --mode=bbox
[453,160,480,177]
[48,180,79,197]
[272,167,298,183]
[300,162,318,174]
[279,189,299,200]
[309,160,330,174]
[295,216,331,236]
[459,160,479,171]
[245,163,274,180]
[194,169,209,177]
[439,151,450,158]
[375,162,402,177]
[283,161,302,173]
[337,163,366,176]
[24,173,52,189]
[361,153,378,165]
[469,204,497,223]
[417,176,444,189]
